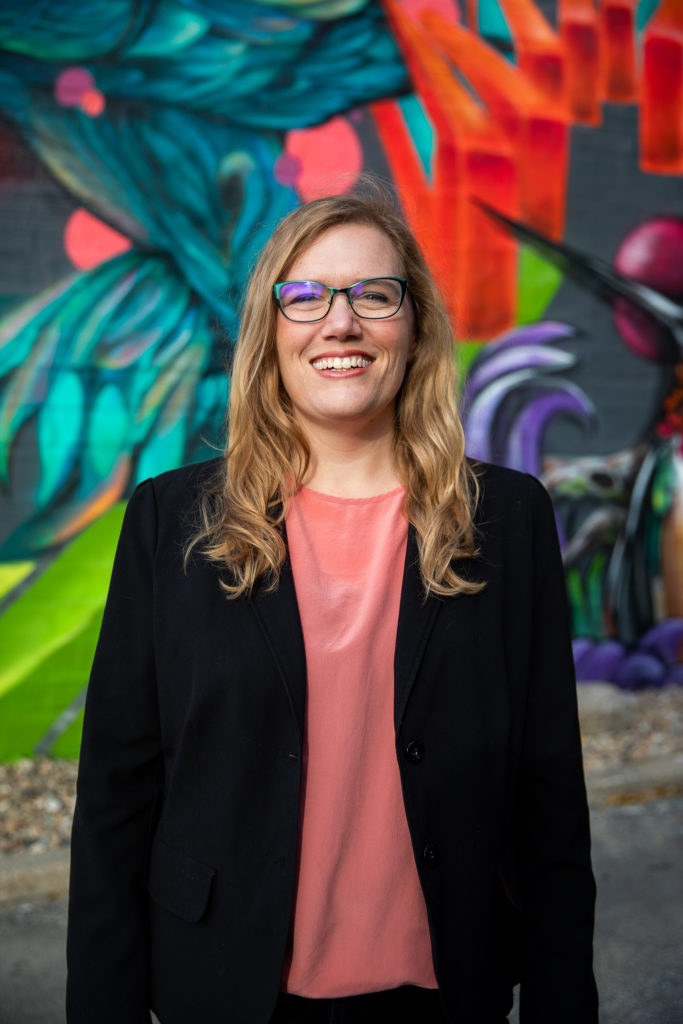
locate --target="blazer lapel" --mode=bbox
[394,526,444,728]
[250,545,307,742]
[248,525,468,739]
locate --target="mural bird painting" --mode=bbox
[0,0,408,557]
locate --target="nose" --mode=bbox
[322,291,360,334]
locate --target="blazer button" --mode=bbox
[422,842,438,868]
[404,739,425,763]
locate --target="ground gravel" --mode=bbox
[1,685,682,856]
[579,684,683,773]
[0,758,77,855]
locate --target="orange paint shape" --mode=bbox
[400,0,459,19]
[560,0,602,123]
[80,88,106,117]
[379,0,518,337]
[284,117,362,201]
[640,0,683,173]
[495,0,566,106]
[64,208,131,270]
[458,148,518,337]
[424,11,569,240]
[599,0,638,101]
[371,100,434,242]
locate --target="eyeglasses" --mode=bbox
[273,277,407,322]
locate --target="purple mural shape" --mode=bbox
[461,321,596,477]
[573,619,683,689]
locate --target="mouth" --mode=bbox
[311,354,373,371]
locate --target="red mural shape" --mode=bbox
[613,216,683,362]
[282,117,363,201]
[374,1,518,338]
[373,0,682,341]
[600,0,638,102]
[641,0,683,173]
[496,0,565,104]
[64,208,131,270]
[423,11,569,242]
[560,0,601,124]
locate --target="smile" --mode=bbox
[311,355,373,371]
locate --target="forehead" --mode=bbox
[284,222,403,281]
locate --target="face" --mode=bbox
[274,223,415,439]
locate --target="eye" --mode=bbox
[362,289,390,304]
[351,279,403,309]
[279,282,325,306]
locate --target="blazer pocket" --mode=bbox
[147,836,216,923]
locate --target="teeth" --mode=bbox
[312,355,372,371]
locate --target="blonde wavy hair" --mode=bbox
[187,186,482,598]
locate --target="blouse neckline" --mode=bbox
[296,484,405,505]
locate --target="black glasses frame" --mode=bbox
[273,277,408,322]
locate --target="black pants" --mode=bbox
[270,986,509,1022]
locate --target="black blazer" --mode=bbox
[66,458,598,1024]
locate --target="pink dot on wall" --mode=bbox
[284,117,363,202]
[55,67,95,107]
[274,152,302,188]
[64,208,132,271]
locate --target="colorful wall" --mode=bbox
[1,0,682,759]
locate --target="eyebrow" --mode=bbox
[285,274,401,283]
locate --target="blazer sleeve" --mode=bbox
[66,479,162,1024]
[518,474,599,1023]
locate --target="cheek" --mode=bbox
[276,321,309,361]
[275,331,298,376]
[272,332,295,388]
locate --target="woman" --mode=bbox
[66,188,598,1024]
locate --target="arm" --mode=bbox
[66,479,162,1024]
[518,474,599,1022]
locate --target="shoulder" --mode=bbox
[121,457,225,545]
[142,456,224,511]
[467,459,558,574]
[469,458,549,518]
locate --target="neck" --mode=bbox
[300,421,401,498]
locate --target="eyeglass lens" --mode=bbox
[277,278,404,321]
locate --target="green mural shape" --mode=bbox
[517,245,564,325]
[0,501,125,760]
[0,561,34,599]
[0,613,100,760]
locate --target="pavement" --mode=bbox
[0,715,682,1023]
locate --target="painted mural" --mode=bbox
[0,0,682,759]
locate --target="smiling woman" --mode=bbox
[66,186,598,1024]
[188,188,482,596]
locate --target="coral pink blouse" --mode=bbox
[282,485,438,997]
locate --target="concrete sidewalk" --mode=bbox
[0,847,70,907]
